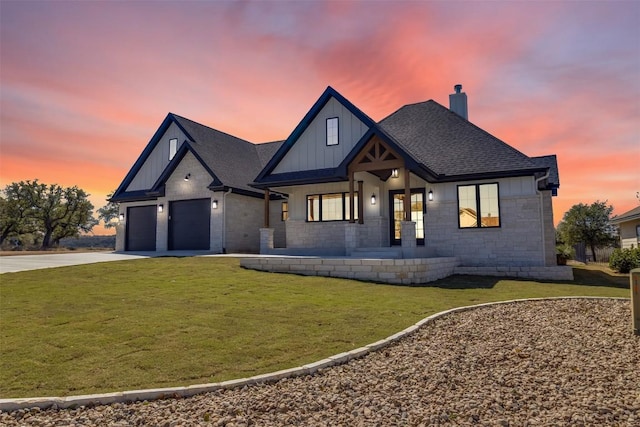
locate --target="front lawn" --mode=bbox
[0,258,629,398]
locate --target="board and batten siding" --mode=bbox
[127,122,187,192]
[273,97,370,174]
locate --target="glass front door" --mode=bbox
[390,189,425,245]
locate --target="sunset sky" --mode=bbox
[1,0,639,235]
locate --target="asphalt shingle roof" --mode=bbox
[172,114,273,194]
[378,100,542,178]
[611,205,640,224]
[531,155,559,187]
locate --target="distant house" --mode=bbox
[112,84,566,281]
[251,85,560,268]
[110,114,285,253]
[611,206,640,249]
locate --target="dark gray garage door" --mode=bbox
[169,199,211,250]
[126,205,157,251]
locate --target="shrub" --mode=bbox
[609,247,640,273]
[556,244,575,259]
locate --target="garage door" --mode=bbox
[169,199,211,250]
[126,205,157,251]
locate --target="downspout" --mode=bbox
[535,171,551,266]
[222,188,232,253]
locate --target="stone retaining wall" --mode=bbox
[239,257,460,285]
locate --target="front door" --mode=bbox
[390,189,425,246]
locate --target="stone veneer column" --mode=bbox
[260,228,274,254]
[345,223,359,255]
[401,221,417,258]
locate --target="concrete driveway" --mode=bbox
[0,252,153,274]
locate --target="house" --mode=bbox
[112,84,570,282]
[111,114,285,253]
[250,85,560,270]
[611,205,640,249]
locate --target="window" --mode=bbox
[458,183,500,228]
[281,201,289,221]
[307,192,358,222]
[326,117,339,146]
[169,138,178,160]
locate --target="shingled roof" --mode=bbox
[378,100,545,180]
[112,113,281,201]
[171,114,270,194]
[611,205,640,224]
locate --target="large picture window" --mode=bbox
[458,183,500,228]
[326,117,339,146]
[307,192,358,222]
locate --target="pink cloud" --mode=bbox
[1,1,638,229]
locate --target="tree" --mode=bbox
[0,182,38,244]
[556,201,617,262]
[0,180,98,249]
[97,191,120,229]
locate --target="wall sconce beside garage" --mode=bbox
[212,199,218,209]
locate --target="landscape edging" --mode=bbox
[0,296,629,412]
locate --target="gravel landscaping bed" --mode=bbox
[2,298,638,426]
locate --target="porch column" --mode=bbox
[404,168,411,221]
[345,223,358,255]
[357,180,364,225]
[264,188,270,228]
[260,228,274,254]
[349,171,355,223]
[401,221,417,258]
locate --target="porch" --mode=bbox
[240,255,460,285]
[239,255,574,285]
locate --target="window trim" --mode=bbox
[306,191,358,222]
[281,201,289,221]
[457,182,501,229]
[169,138,178,160]
[326,117,339,146]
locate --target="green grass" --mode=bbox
[0,257,630,398]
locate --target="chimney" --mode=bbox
[449,84,468,120]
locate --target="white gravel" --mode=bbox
[2,298,639,426]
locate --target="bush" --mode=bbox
[609,247,640,273]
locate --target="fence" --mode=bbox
[573,243,616,264]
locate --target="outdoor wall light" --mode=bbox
[212,199,218,209]
[428,189,434,201]
[119,213,125,221]
[371,193,377,205]
[391,168,399,178]
[184,173,191,181]
[158,204,164,213]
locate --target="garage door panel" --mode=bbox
[126,206,157,251]
[169,199,210,250]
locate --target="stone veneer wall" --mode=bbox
[285,220,346,248]
[240,257,460,285]
[285,218,388,250]
[426,195,547,267]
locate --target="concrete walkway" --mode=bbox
[0,252,156,274]
[0,251,261,274]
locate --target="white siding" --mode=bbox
[619,220,640,249]
[127,123,187,191]
[273,97,370,173]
